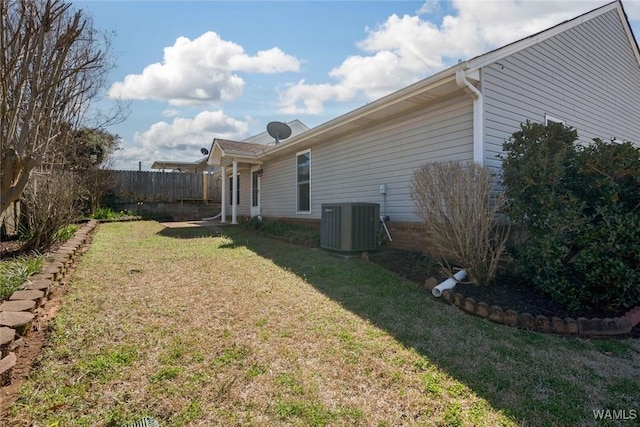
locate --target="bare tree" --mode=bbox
[19,168,80,251]
[410,161,511,284]
[0,0,120,214]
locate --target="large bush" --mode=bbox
[410,161,510,284]
[501,121,640,312]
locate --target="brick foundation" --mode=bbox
[385,222,427,252]
[265,217,427,252]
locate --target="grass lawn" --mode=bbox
[2,221,639,426]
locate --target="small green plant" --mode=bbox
[501,121,640,311]
[149,366,183,383]
[53,224,79,243]
[0,254,44,299]
[246,215,264,230]
[81,346,138,381]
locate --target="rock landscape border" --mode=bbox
[438,287,640,336]
[0,220,98,386]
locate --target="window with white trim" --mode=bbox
[296,150,310,213]
[251,170,259,207]
[545,114,565,125]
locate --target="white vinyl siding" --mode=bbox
[260,92,473,222]
[482,9,640,169]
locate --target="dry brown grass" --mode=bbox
[2,221,638,426]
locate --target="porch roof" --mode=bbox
[208,139,266,168]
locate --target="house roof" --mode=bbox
[208,138,267,168]
[241,119,309,145]
[205,119,310,167]
[258,0,637,159]
[214,139,267,156]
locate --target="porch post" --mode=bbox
[232,160,238,225]
[202,172,208,203]
[220,166,227,223]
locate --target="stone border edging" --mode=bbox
[0,220,98,386]
[437,286,640,336]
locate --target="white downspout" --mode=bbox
[455,69,484,165]
[431,69,483,298]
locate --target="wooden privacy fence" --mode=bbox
[110,170,220,203]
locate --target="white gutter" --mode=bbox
[455,69,484,165]
[432,269,468,297]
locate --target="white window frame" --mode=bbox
[296,149,311,214]
[544,113,565,125]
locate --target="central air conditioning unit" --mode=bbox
[321,203,380,252]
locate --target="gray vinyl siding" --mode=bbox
[483,9,640,169]
[260,155,295,217]
[261,92,473,222]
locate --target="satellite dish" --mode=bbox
[200,147,209,155]
[267,121,292,144]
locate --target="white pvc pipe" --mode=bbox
[202,213,222,221]
[432,269,467,297]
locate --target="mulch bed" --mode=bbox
[0,238,25,260]
[369,249,635,321]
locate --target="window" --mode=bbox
[296,150,310,213]
[545,114,565,125]
[229,175,240,205]
[252,170,259,207]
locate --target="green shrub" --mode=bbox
[246,215,264,231]
[91,207,121,220]
[501,121,640,311]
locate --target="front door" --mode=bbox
[250,166,261,217]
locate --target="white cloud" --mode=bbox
[113,110,250,169]
[162,108,181,117]
[277,0,604,115]
[109,31,301,106]
[278,80,355,115]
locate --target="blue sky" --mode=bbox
[74,0,640,170]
